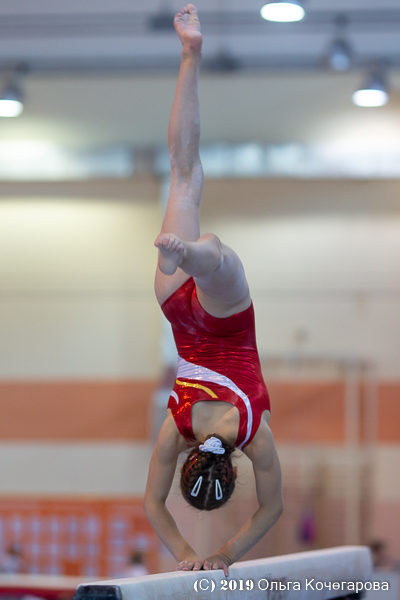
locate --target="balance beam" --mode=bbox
[74,546,373,599]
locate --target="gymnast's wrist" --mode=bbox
[217,550,233,567]
[176,544,198,562]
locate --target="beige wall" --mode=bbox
[1,178,400,380]
[0,179,160,379]
[0,442,152,495]
[201,179,400,378]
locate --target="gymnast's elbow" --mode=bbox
[274,499,284,521]
[275,489,284,515]
[143,495,166,522]
[260,496,284,527]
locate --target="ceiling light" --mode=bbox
[329,39,351,71]
[0,85,24,117]
[329,38,352,71]
[323,15,352,71]
[207,51,240,72]
[260,1,305,23]
[0,64,28,118]
[353,70,389,107]
[149,11,175,31]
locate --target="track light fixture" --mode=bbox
[149,0,175,31]
[149,10,175,31]
[207,50,240,72]
[327,15,352,71]
[329,39,352,71]
[353,65,389,107]
[0,85,24,117]
[260,0,305,23]
[0,63,28,118]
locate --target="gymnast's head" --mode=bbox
[180,434,236,510]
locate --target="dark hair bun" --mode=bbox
[180,433,236,511]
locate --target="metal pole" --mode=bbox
[364,361,378,447]
[344,360,361,545]
[362,360,378,543]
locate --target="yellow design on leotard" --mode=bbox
[176,379,218,399]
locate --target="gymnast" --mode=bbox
[143,4,283,577]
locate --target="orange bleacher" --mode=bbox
[0,497,159,578]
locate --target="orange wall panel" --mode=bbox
[0,379,399,443]
[268,382,346,443]
[378,383,400,442]
[0,380,155,441]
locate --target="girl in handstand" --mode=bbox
[144,4,283,577]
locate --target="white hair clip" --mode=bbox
[215,479,223,500]
[191,475,203,497]
[199,437,225,455]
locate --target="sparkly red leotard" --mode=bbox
[161,277,270,450]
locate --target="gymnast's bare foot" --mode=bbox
[174,4,203,54]
[155,233,187,275]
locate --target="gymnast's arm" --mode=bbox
[143,414,203,569]
[205,422,283,572]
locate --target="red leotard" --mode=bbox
[161,277,270,450]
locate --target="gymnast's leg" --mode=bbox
[154,4,250,317]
